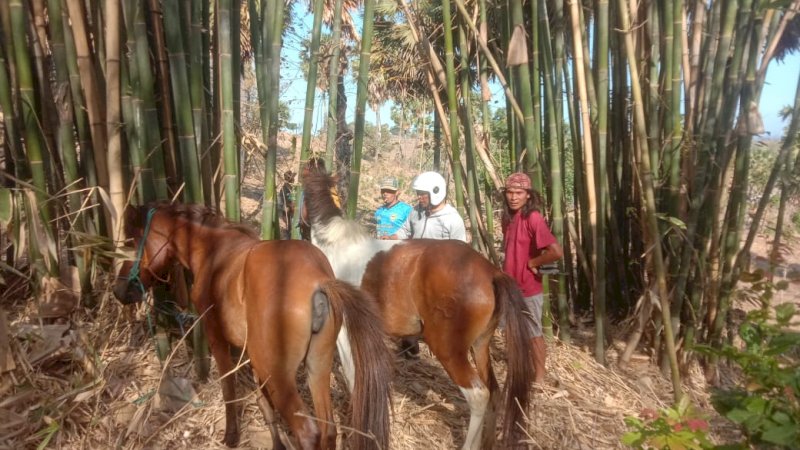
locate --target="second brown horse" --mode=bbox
[113,204,391,450]
[304,172,536,449]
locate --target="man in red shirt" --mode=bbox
[502,172,563,384]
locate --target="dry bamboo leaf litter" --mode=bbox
[1,275,750,449]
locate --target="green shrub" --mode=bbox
[622,396,714,449]
[698,297,800,449]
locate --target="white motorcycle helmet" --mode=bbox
[412,171,447,206]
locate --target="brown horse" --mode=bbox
[304,173,536,449]
[112,204,391,450]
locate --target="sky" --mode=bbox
[757,55,800,137]
[278,10,800,139]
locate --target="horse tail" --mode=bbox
[493,272,536,446]
[320,280,392,450]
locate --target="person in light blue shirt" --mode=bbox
[374,176,413,239]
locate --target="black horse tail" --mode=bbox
[493,272,536,447]
[321,280,392,450]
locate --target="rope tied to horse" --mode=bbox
[125,207,198,358]
[128,207,157,294]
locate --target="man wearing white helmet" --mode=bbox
[392,171,467,359]
[393,171,467,242]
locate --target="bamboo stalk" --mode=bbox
[0,2,25,181]
[324,0,345,170]
[105,0,124,243]
[568,0,598,321]
[617,0,683,400]
[131,0,167,199]
[457,24,482,249]
[346,0,377,218]
[594,0,610,365]
[451,0,525,124]
[265,0,285,237]
[508,0,540,184]
[300,0,325,166]
[191,0,213,207]
[148,0,179,190]
[65,0,110,203]
[218,0,239,220]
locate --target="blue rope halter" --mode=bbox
[127,207,157,294]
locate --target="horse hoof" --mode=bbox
[223,431,240,447]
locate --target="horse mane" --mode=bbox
[304,172,343,225]
[126,202,259,239]
[304,172,373,246]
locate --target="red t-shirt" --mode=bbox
[502,210,557,296]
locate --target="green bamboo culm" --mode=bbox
[190,0,213,207]
[290,0,326,236]
[616,0,682,401]
[163,0,203,205]
[121,3,156,204]
[508,0,540,187]
[593,0,610,364]
[131,0,168,200]
[47,0,90,288]
[251,0,273,238]
[538,0,570,342]
[441,0,464,214]
[120,10,152,204]
[9,0,50,221]
[324,0,345,170]
[163,0,209,381]
[0,2,23,181]
[219,0,239,220]
[300,0,325,167]
[346,0,377,219]
[9,0,58,278]
[456,24,483,251]
[264,0,285,237]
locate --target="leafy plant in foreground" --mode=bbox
[697,281,799,449]
[622,396,713,449]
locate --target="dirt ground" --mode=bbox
[1,135,798,449]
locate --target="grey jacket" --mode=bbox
[396,204,467,242]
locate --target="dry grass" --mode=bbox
[1,276,742,449]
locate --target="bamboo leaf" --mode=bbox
[93,187,119,242]
[22,190,57,275]
[656,213,687,230]
[506,25,528,66]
